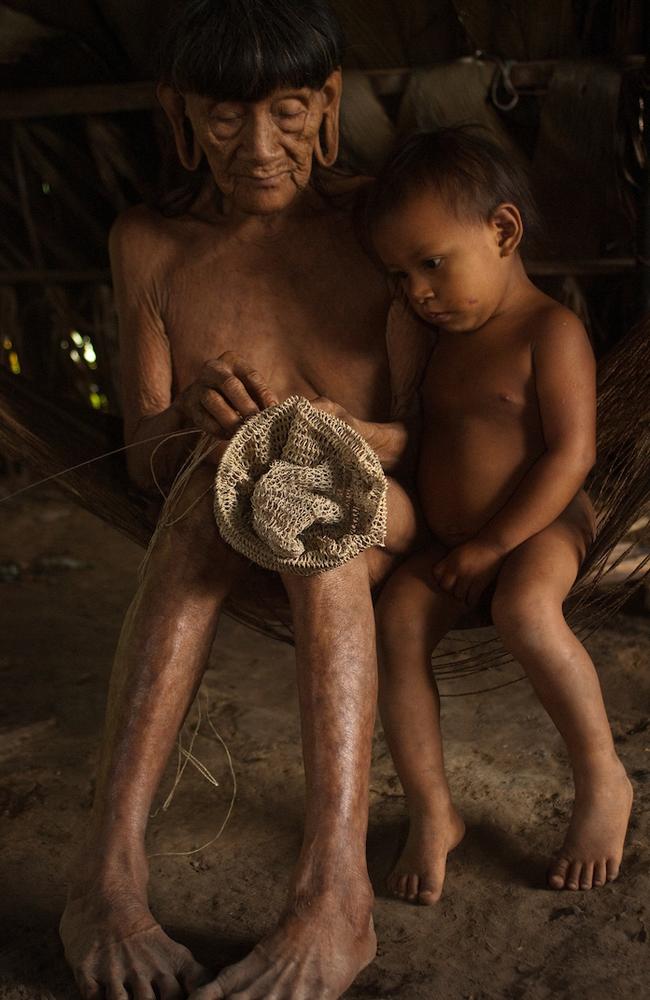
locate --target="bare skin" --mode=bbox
[60,72,425,1000]
[373,190,632,903]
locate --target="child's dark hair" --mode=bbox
[366,125,541,250]
[158,0,344,103]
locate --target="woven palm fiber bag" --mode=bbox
[214,395,387,575]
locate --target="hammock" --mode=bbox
[1,314,649,680]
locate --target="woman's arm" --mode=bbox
[110,208,187,493]
[111,208,277,493]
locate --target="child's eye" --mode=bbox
[424,258,443,270]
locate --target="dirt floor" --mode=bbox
[0,487,649,1000]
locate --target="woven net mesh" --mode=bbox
[214,395,387,575]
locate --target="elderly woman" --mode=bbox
[59,2,426,999]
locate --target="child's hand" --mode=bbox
[431,539,506,607]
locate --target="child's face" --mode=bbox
[373,189,516,333]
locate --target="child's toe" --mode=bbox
[547,856,570,889]
[406,874,419,901]
[565,860,583,890]
[579,862,594,890]
[417,870,443,905]
[593,860,607,887]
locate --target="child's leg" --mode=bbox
[376,546,466,905]
[490,512,633,891]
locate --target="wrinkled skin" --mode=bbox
[183,85,334,216]
[60,71,424,1000]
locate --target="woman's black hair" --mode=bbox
[158,0,344,101]
[366,125,543,251]
[155,0,345,215]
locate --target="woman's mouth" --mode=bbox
[241,172,288,188]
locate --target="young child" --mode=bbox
[366,128,632,905]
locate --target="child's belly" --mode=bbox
[417,419,543,546]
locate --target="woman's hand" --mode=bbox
[173,351,278,438]
[431,539,506,607]
[310,395,356,426]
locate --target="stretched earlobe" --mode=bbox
[156,83,203,172]
[181,118,203,171]
[314,112,340,168]
[314,70,342,168]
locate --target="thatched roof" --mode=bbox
[1,1,646,86]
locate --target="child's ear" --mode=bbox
[491,204,523,256]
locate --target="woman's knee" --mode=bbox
[147,483,245,587]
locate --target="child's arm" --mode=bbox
[433,311,596,606]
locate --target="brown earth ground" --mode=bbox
[0,487,648,1000]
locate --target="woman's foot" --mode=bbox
[387,803,465,905]
[189,882,376,1000]
[547,755,633,891]
[60,862,210,999]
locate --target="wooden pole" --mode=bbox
[0,82,157,121]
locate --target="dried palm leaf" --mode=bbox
[85,116,150,210]
[13,123,108,250]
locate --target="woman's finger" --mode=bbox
[206,353,277,412]
[199,387,245,435]
[199,358,259,416]
[233,360,278,409]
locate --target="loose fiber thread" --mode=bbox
[0,427,239,854]
[148,688,238,860]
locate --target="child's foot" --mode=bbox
[547,756,633,891]
[387,803,465,905]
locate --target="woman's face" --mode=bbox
[184,75,338,216]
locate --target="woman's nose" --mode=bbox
[241,110,278,161]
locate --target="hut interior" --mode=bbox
[1,4,650,1000]
[1,0,649,643]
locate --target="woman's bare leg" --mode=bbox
[190,478,424,999]
[60,466,248,999]
[191,557,379,1000]
[491,516,633,891]
[376,546,466,905]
